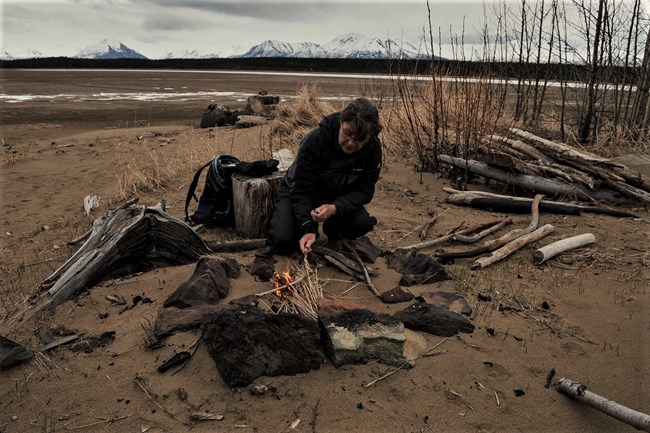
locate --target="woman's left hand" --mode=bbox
[310,204,337,222]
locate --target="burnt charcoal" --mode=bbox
[349,236,383,263]
[380,286,414,304]
[154,305,222,339]
[202,309,323,387]
[399,254,453,286]
[163,258,231,309]
[394,303,474,337]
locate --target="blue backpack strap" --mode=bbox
[184,158,215,223]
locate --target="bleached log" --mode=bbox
[400,221,490,251]
[40,203,211,310]
[487,134,555,163]
[533,233,596,264]
[232,173,283,239]
[443,188,639,218]
[472,224,554,270]
[437,155,618,202]
[509,128,616,165]
[557,378,650,432]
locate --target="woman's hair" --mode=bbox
[339,97,382,141]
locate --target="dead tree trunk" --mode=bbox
[40,203,212,310]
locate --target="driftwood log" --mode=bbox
[556,378,650,431]
[40,202,212,310]
[436,195,543,262]
[533,233,596,265]
[443,188,638,218]
[472,223,555,270]
[437,155,619,203]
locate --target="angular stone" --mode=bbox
[202,307,323,387]
[417,291,472,316]
[317,298,364,319]
[403,329,429,367]
[399,254,454,286]
[320,309,407,367]
[163,257,231,309]
[394,303,474,337]
[380,286,414,304]
[154,305,221,338]
[0,335,32,368]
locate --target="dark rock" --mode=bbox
[320,309,407,367]
[250,247,277,281]
[380,286,414,304]
[200,104,232,128]
[163,258,231,309]
[385,248,416,272]
[514,389,526,397]
[220,258,241,279]
[154,305,222,338]
[224,109,253,126]
[399,254,453,286]
[394,303,475,337]
[202,307,323,387]
[417,291,472,316]
[317,298,364,318]
[247,94,280,108]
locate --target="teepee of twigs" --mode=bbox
[268,255,322,320]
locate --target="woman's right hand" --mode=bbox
[299,233,316,254]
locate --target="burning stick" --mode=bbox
[261,256,323,320]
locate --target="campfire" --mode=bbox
[260,256,323,320]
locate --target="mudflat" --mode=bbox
[1,69,648,433]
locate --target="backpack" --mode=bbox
[184,155,240,226]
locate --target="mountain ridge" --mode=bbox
[1,34,432,60]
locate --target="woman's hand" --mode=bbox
[299,233,317,254]
[310,204,337,223]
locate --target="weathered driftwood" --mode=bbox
[487,134,555,163]
[472,223,555,270]
[341,240,380,297]
[40,202,211,310]
[452,219,512,244]
[400,221,487,251]
[483,140,598,189]
[443,188,638,218]
[232,173,283,238]
[437,155,618,203]
[509,128,650,202]
[312,245,375,276]
[205,238,266,252]
[533,233,595,265]
[556,378,650,431]
[436,195,542,262]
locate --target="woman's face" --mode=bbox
[338,121,369,154]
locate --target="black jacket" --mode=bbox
[283,112,382,235]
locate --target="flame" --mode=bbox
[271,260,294,299]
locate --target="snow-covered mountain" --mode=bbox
[0,50,14,60]
[76,39,147,60]
[1,49,45,60]
[164,49,221,59]
[235,33,428,59]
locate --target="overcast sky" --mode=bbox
[1,0,506,58]
[2,0,648,59]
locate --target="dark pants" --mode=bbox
[266,193,377,254]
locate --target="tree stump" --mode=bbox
[232,173,283,238]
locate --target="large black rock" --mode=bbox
[394,303,474,337]
[202,307,324,387]
[163,257,234,309]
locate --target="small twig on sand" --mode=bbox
[494,391,500,406]
[135,377,187,425]
[341,240,379,297]
[363,338,448,388]
[65,415,130,430]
